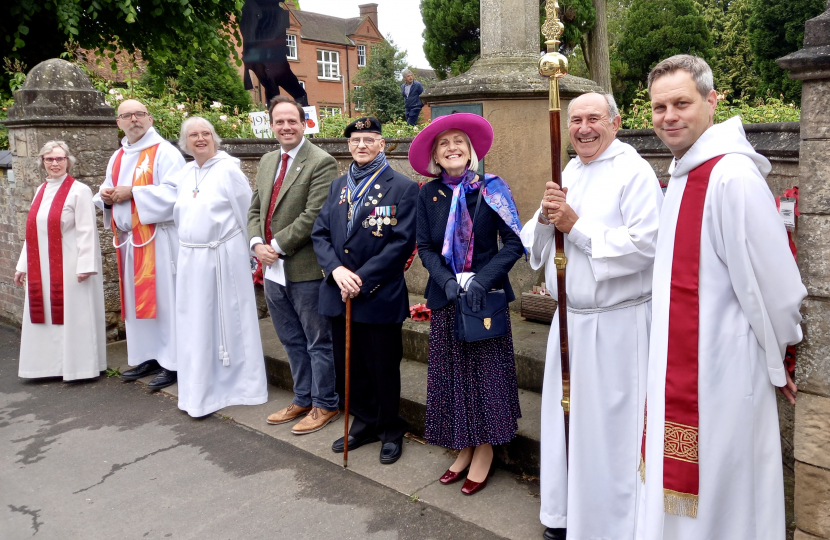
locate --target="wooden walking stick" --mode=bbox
[343,296,352,468]
[539,0,572,465]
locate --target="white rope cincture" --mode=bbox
[112,226,158,249]
[566,294,651,315]
[179,227,242,367]
[158,223,177,275]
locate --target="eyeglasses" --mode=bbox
[117,111,150,120]
[348,137,378,146]
[43,157,67,164]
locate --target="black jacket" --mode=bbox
[312,166,419,324]
[416,178,524,311]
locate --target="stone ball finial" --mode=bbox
[6,58,114,124]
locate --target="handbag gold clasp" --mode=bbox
[483,318,491,330]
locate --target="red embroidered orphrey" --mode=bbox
[25,176,77,324]
[663,154,725,518]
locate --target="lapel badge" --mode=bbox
[433,196,438,202]
[438,189,446,197]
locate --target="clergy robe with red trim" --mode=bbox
[637,117,806,540]
[17,175,106,380]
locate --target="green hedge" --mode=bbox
[620,87,800,130]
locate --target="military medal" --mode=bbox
[339,186,347,205]
[390,206,398,226]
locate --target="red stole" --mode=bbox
[662,154,725,517]
[110,145,159,320]
[25,176,76,324]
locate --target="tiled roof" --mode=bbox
[293,10,369,46]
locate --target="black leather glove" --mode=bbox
[444,279,461,301]
[465,279,487,313]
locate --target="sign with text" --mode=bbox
[248,111,274,139]
[303,106,320,135]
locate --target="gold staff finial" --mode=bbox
[539,0,569,110]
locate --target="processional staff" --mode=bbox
[539,0,572,465]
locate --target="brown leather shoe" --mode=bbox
[266,403,312,425]
[291,407,341,435]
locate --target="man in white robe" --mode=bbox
[636,55,806,540]
[521,92,664,540]
[93,99,185,389]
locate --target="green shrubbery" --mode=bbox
[620,87,800,130]
[316,114,427,139]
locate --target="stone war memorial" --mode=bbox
[1,0,830,537]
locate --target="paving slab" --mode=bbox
[107,339,545,540]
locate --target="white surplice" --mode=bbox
[521,139,664,540]
[636,117,806,540]
[93,127,185,369]
[169,151,267,417]
[17,175,106,380]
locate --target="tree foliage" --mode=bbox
[144,55,251,113]
[3,0,243,98]
[747,0,824,103]
[350,38,408,124]
[421,0,480,79]
[555,0,596,53]
[614,0,712,106]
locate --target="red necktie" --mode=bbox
[265,152,291,244]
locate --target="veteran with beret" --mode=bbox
[311,117,419,465]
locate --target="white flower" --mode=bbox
[108,88,117,95]
[114,94,124,101]
[183,112,188,117]
[211,101,222,109]
[219,114,228,121]
[176,103,186,110]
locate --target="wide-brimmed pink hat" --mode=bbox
[408,113,494,177]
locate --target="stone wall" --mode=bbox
[778,8,830,540]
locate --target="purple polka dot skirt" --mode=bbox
[425,303,521,449]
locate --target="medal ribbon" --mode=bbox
[110,144,160,320]
[25,176,76,324]
[659,154,724,518]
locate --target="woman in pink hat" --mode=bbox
[410,113,525,495]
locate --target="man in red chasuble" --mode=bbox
[636,55,806,540]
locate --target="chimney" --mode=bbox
[359,3,379,29]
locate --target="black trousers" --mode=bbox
[245,61,309,106]
[331,316,408,444]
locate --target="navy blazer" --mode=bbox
[416,178,524,311]
[312,166,419,324]
[401,81,424,111]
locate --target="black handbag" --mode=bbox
[453,187,510,342]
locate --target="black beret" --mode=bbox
[344,117,382,138]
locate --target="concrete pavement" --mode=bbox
[1,325,544,539]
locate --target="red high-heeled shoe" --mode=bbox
[439,466,469,485]
[461,468,492,495]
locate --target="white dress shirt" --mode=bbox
[250,136,306,255]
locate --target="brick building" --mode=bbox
[240,2,385,118]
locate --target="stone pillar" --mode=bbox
[417,0,601,305]
[3,59,121,338]
[777,8,830,540]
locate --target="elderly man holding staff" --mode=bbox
[311,116,419,464]
[15,141,106,380]
[520,92,663,540]
[93,99,185,390]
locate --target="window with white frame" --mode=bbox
[353,85,365,111]
[320,107,343,118]
[317,50,340,79]
[357,45,366,67]
[287,35,298,60]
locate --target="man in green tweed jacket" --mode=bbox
[247,96,340,435]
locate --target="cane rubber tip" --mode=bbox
[343,460,348,468]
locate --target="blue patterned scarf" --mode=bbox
[346,152,388,233]
[441,169,525,274]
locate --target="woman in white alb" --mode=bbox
[165,117,267,417]
[14,141,106,380]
